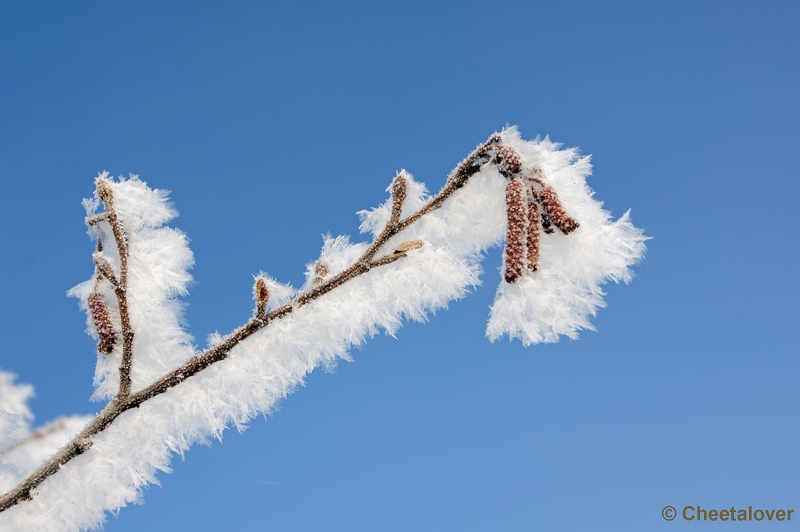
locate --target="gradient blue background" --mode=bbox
[1,1,798,530]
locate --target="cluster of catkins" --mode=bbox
[496,145,580,284]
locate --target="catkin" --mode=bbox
[526,195,541,272]
[504,179,527,283]
[537,185,579,235]
[495,146,522,177]
[88,292,116,355]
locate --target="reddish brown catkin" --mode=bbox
[495,146,523,177]
[538,185,579,235]
[526,195,541,272]
[504,179,527,283]
[87,292,117,355]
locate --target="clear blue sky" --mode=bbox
[1,1,798,530]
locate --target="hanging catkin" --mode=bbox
[536,184,579,235]
[504,179,527,283]
[526,194,541,272]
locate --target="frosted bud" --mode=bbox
[93,253,117,285]
[312,262,329,286]
[87,292,117,355]
[536,184,579,235]
[96,179,113,203]
[391,174,407,204]
[255,278,269,316]
[394,240,424,253]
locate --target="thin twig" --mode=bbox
[85,213,108,226]
[0,420,68,457]
[0,133,501,513]
[369,253,407,268]
[96,180,136,398]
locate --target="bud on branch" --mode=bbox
[255,278,269,317]
[394,239,424,253]
[87,292,117,355]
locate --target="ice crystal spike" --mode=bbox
[87,292,117,355]
[503,179,527,283]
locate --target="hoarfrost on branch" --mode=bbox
[0,129,647,531]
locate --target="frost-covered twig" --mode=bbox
[0,133,502,514]
[0,420,70,458]
[94,180,136,397]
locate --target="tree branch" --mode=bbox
[0,133,502,513]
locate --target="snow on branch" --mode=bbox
[0,129,646,531]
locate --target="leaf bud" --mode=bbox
[394,240,424,253]
[496,146,522,177]
[96,179,114,203]
[255,278,269,316]
[391,174,408,205]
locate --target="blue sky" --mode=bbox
[1,1,798,530]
